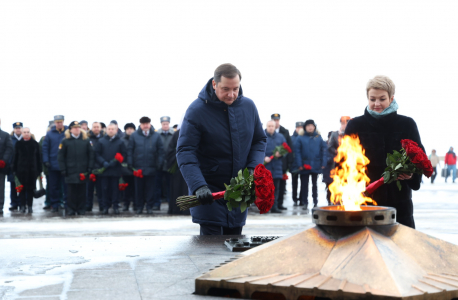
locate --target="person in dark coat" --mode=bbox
[291,121,304,206]
[95,123,127,215]
[8,122,23,211]
[294,119,327,210]
[86,122,105,212]
[121,123,136,211]
[58,121,95,215]
[345,75,424,229]
[177,63,267,235]
[42,115,68,212]
[12,128,42,213]
[271,114,293,210]
[40,121,56,210]
[153,116,175,211]
[264,120,286,213]
[166,128,190,215]
[127,117,164,214]
[0,119,13,214]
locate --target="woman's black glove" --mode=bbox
[195,186,213,205]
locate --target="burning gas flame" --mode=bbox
[329,134,376,211]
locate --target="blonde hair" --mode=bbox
[366,75,395,99]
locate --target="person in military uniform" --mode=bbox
[43,115,68,212]
[86,122,105,212]
[58,121,94,215]
[0,119,13,214]
[8,122,23,211]
[271,113,293,210]
[291,121,304,206]
[153,116,174,211]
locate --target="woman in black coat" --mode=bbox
[345,75,424,228]
[12,128,42,213]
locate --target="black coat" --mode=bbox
[12,139,42,188]
[127,127,164,176]
[58,131,95,184]
[279,126,293,172]
[0,129,13,174]
[87,131,105,168]
[121,135,134,176]
[345,109,424,228]
[95,135,127,177]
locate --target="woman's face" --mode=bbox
[367,89,394,112]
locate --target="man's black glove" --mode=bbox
[61,171,66,177]
[195,186,213,205]
[248,168,254,176]
[44,162,51,168]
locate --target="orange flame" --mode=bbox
[329,134,376,211]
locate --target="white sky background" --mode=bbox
[0,0,456,156]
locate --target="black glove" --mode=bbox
[108,160,118,168]
[195,186,213,205]
[44,162,51,168]
[103,161,110,168]
[248,168,254,176]
[61,171,66,177]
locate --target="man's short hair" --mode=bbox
[214,63,242,84]
[366,75,395,99]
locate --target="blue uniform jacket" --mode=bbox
[42,126,68,171]
[177,78,266,228]
[294,130,327,174]
[127,127,164,176]
[95,135,127,177]
[264,130,286,179]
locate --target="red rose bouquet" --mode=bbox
[14,176,23,195]
[176,164,275,214]
[264,142,292,165]
[0,160,6,169]
[92,153,125,175]
[364,139,433,195]
[89,174,97,182]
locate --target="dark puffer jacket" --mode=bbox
[12,139,42,188]
[127,126,164,176]
[87,130,105,169]
[95,134,127,177]
[294,129,327,175]
[264,130,286,179]
[0,129,13,174]
[58,130,95,184]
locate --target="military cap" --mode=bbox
[271,113,280,120]
[68,121,81,129]
[110,120,118,125]
[160,116,171,123]
[139,116,151,124]
[124,123,136,130]
[13,122,23,129]
[79,120,88,125]
[54,115,65,121]
[295,122,304,128]
[48,121,54,127]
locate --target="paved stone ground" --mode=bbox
[0,179,457,299]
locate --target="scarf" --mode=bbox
[366,99,399,119]
[448,150,456,158]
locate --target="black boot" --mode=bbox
[302,204,308,210]
[9,206,18,211]
[21,206,26,213]
[102,208,109,215]
[122,204,129,212]
[113,207,120,215]
[278,205,287,210]
[27,206,33,214]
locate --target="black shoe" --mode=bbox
[78,211,86,215]
[86,207,92,212]
[279,206,287,210]
[43,205,51,210]
[293,202,298,206]
[21,206,27,213]
[271,208,282,213]
[152,206,160,211]
[67,211,76,216]
[302,204,308,210]
[298,202,304,206]
[9,206,18,211]
[102,208,109,215]
[27,206,33,214]
[113,208,120,215]
[51,207,59,213]
[313,204,317,208]
[146,208,153,214]
[136,209,143,214]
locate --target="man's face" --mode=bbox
[70,127,81,136]
[140,123,151,132]
[14,127,22,136]
[107,125,117,137]
[125,128,135,136]
[81,124,88,131]
[266,121,276,135]
[161,122,170,131]
[212,76,240,106]
[305,124,315,133]
[92,123,101,135]
[22,128,31,140]
[295,126,302,133]
[274,119,280,129]
[55,121,64,130]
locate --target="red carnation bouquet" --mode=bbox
[176,164,275,214]
[291,164,312,173]
[119,177,129,191]
[132,169,143,178]
[92,153,125,175]
[79,173,87,181]
[364,139,433,195]
[264,142,292,164]
[282,173,289,180]
[14,176,23,195]
[89,174,97,182]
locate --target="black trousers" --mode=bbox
[86,175,103,210]
[325,182,332,204]
[122,175,135,208]
[20,188,34,207]
[101,176,120,209]
[431,167,437,183]
[277,179,286,207]
[273,178,281,210]
[200,224,243,236]
[300,173,318,205]
[135,175,155,210]
[292,173,301,202]
[67,183,86,214]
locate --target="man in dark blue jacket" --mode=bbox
[291,122,304,206]
[177,63,266,235]
[0,119,13,214]
[264,120,286,214]
[95,123,127,215]
[127,117,164,214]
[42,115,68,212]
[8,122,23,211]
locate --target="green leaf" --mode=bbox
[231,190,241,199]
[235,196,243,202]
[396,180,402,191]
[224,183,229,189]
[230,178,236,187]
[383,172,391,182]
[224,191,229,200]
[227,201,232,211]
[386,157,391,166]
[240,201,247,213]
[395,163,402,170]
[243,168,249,179]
